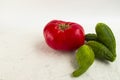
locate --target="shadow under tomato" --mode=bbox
[36,40,55,54]
[35,38,80,75]
[35,38,77,54]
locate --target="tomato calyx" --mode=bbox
[59,23,70,30]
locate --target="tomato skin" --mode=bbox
[43,20,85,51]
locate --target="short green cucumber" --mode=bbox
[86,41,115,62]
[96,23,116,57]
[72,45,94,77]
[85,33,97,41]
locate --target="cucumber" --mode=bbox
[72,45,94,77]
[85,33,97,41]
[86,41,115,62]
[96,23,116,57]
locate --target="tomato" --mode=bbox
[43,20,85,51]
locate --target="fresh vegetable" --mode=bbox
[86,41,115,62]
[96,23,116,57]
[43,20,85,51]
[72,45,94,77]
[85,23,116,62]
[43,21,117,77]
[85,33,97,41]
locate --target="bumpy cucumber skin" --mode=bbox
[85,33,97,41]
[86,41,115,62]
[72,45,94,77]
[96,23,116,57]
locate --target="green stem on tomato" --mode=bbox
[59,24,69,30]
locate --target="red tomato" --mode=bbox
[43,20,85,51]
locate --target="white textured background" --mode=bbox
[0,0,120,80]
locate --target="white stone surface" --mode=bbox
[0,0,120,80]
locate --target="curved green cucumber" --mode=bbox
[96,23,116,57]
[85,33,97,41]
[72,45,94,77]
[86,41,115,62]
